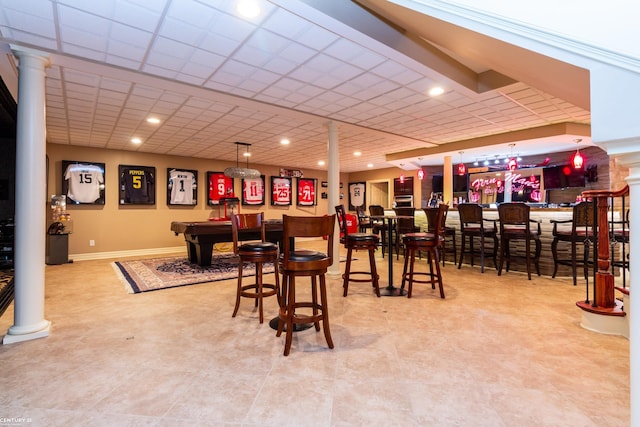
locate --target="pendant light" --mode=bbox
[572,138,584,170]
[507,143,518,171]
[224,142,261,178]
[456,151,466,175]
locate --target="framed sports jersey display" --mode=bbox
[119,165,156,205]
[62,160,105,205]
[167,168,197,206]
[348,181,366,210]
[207,171,234,206]
[270,176,292,206]
[241,175,265,206]
[296,177,316,206]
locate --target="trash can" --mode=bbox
[46,221,71,265]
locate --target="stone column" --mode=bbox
[443,156,452,204]
[3,47,51,344]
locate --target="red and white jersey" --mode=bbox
[243,177,264,205]
[209,173,233,204]
[297,179,315,206]
[272,177,291,205]
[64,163,104,203]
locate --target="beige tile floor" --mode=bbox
[0,242,630,426]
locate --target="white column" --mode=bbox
[326,121,341,276]
[3,47,50,345]
[504,172,513,203]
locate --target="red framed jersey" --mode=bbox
[242,176,265,205]
[207,172,234,205]
[297,178,316,206]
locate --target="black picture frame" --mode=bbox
[207,171,235,206]
[348,181,366,210]
[118,164,156,205]
[271,176,292,206]
[296,177,317,206]
[241,175,266,206]
[167,168,198,206]
[62,160,106,205]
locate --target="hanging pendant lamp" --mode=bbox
[456,151,466,176]
[572,139,584,170]
[224,142,261,178]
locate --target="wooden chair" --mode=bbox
[457,203,498,273]
[400,204,448,299]
[368,204,386,251]
[276,214,336,356]
[424,207,456,266]
[355,205,372,233]
[335,205,380,297]
[393,207,420,259]
[497,203,541,280]
[550,202,595,286]
[230,212,280,324]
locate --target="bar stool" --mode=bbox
[550,202,595,286]
[277,214,335,356]
[457,203,498,273]
[393,206,419,259]
[424,207,456,266]
[230,212,280,324]
[400,204,448,299]
[335,205,380,297]
[497,203,541,280]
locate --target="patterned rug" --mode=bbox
[112,253,274,294]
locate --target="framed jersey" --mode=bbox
[348,181,366,210]
[167,168,197,206]
[271,176,292,206]
[62,160,105,205]
[119,165,156,205]
[207,172,234,205]
[296,178,316,206]
[241,175,265,206]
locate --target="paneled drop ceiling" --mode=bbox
[0,0,591,172]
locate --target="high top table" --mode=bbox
[370,215,414,296]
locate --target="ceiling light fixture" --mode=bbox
[428,86,445,97]
[237,0,261,18]
[507,143,518,171]
[146,117,160,124]
[224,142,261,178]
[131,137,142,144]
[572,138,584,169]
[353,151,361,156]
[280,138,290,145]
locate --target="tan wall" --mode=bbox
[47,143,350,256]
[349,167,422,209]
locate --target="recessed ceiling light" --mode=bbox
[367,163,374,168]
[280,138,290,145]
[428,86,445,97]
[353,151,361,156]
[146,117,160,124]
[237,0,261,18]
[131,137,142,144]
[318,160,325,166]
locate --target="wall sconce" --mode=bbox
[572,139,584,169]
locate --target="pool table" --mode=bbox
[171,220,283,267]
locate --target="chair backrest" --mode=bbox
[230,212,266,254]
[282,214,336,266]
[335,204,349,244]
[369,205,384,217]
[458,203,483,225]
[573,201,595,229]
[393,207,416,233]
[424,207,448,233]
[355,205,369,223]
[498,203,530,232]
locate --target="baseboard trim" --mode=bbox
[69,246,186,261]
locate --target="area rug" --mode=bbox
[112,253,274,294]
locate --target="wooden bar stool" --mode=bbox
[335,205,380,297]
[230,212,279,324]
[457,203,498,273]
[276,214,335,356]
[424,206,457,266]
[497,203,541,280]
[550,201,595,286]
[400,204,448,299]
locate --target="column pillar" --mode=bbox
[443,156,452,204]
[326,121,341,276]
[3,47,50,345]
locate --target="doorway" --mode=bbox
[367,180,390,208]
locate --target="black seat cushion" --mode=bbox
[346,233,379,243]
[285,249,328,262]
[239,241,278,252]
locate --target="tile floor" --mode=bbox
[0,242,630,426]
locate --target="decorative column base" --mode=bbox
[3,320,51,345]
